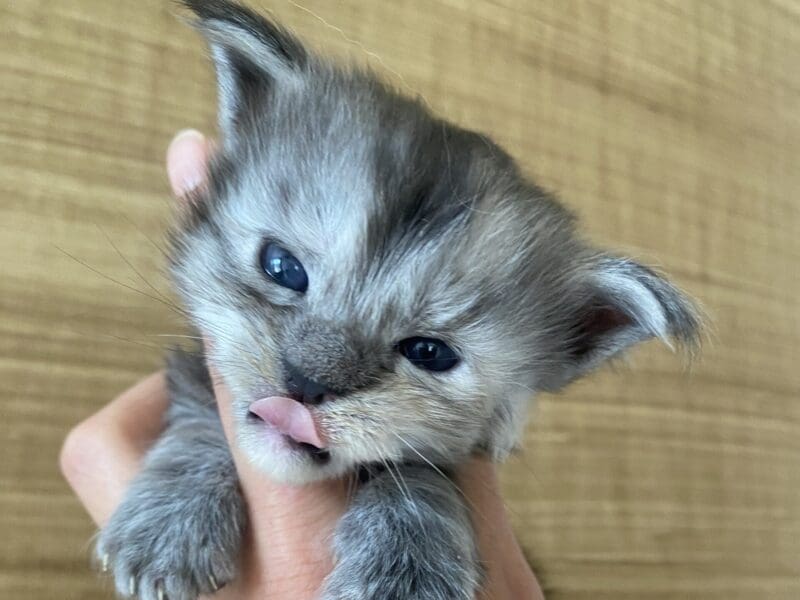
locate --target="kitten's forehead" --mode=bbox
[214,66,578,335]
[291,78,514,240]
[290,84,518,314]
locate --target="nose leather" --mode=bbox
[283,361,332,405]
[284,319,383,395]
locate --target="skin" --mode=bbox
[59,129,545,600]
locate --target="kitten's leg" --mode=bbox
[323,464,481,600]
[96,350,245,600]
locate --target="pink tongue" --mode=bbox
[249,396,324,449]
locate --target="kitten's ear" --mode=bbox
[544,256,703,390]
[183,0,308,143]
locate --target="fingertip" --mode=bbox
[167,129,210,198]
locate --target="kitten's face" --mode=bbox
[171,1,699,482]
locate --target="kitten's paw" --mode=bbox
[321,557,480,600]
[322,518,481,600]
[323,465,481,600]
[95,493,239,600]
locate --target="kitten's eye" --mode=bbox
[397,337,459,372]
[259,243,308,293]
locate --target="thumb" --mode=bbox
[166,129,211,198]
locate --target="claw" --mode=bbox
[129,576,136,596]
[157,582,166,600]
[100,554,109,573]
[208,574,219,591]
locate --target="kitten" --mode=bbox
[95,1,701,599]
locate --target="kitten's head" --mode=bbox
[171,0,701,482]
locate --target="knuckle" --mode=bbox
[59,415,108,490]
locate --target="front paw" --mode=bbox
[95,487,242,600]
[322,465,481,600]
[322,549,480,600]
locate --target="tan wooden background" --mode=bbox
[1,1,798,598]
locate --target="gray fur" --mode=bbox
[97,1,702,598]
[322,465,480,600]
[96,350,244,599]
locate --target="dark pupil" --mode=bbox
[270,256,294,278]
[414,341,439,361]
[261,243,308,292]
[399,337,459,372]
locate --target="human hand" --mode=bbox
[60,129,545,600]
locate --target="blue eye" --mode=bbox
[398,337,459,372]
[260,243,308,293]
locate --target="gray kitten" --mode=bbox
[95,1,701,599]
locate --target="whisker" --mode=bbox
[67,330,169,352]
[505,451,545,491]
[55,246,188,320]
[380,456,413,506]
[118,212,171,262]
[345,470,359,505]
[94,223,174,307]
[392,432,499,527]
[148,333,204,341]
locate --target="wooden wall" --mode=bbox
[1,1,798,598]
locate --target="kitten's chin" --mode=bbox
[237,420,347,484]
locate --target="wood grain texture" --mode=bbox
[1,1,798,598]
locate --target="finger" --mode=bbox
[166,129,212,198]
[205,360,345,587]
[60,372,169,526]
[458,459,545,599]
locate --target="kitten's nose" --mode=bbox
[283,361,333,405]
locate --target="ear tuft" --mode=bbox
[593,257,702,345]
[182,0,307,70]
[549,255,703,389]
[181,0,308,143]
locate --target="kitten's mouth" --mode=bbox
[247,396,330,464]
